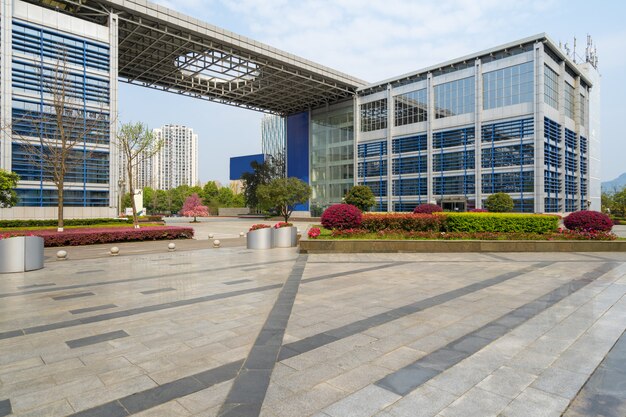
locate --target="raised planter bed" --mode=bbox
[273,226,297,248]
[299,239,626,253]
[0,236,44,273]
[247,227,273,249]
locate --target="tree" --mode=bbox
[241,155,284,209]
[344,185,375,211]
[7,57,110,231]
[216,187,234,206]
[0,170,20,208]
[179,193,209,222]
[201,181,219,203]
[117,122,162,228]
[257,177,312,222]
[485,192,514,212]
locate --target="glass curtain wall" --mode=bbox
[310,104,354,215]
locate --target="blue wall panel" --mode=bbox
[229,154,265,180]
[287,112,310,211]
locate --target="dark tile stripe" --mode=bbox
[0,261,401,341]
[0,399,11,417]
[224,279,253,285]
[0,259,295,299]
[52,292,95,301]
[140,288,176,295]
[563,329,626,417]
[375,262,620,396]
[16,283,55,289]
[69,304,117,315]
[66,330,129,349]
[218,254,308,417]
[61,261,552,417]
[278,262,552,361]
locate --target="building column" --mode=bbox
[0,0,13,171]
[386,84,393,211]
[534,42,545,213]
[558,61,566,213]
[573,75,582,209]
[109,12,119,211]
[426,72,434,204]
[353,95,359,187]
[474,58,483,208]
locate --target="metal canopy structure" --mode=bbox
[29,0,367,115]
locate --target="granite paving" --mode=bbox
[0,244,625,417]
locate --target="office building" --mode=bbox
[0,0,118,219]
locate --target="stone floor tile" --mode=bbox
[438,387,511,417]
[323,385,400,417]
[476,365,536,399]
[531,367,591,399]
[377,383,457,417]
[500,387,570,417]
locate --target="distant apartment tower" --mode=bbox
[152,125,198,190]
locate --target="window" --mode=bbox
[544,65,559,109]
[360,99,387,132]
[434,76,475,118]
[482,171,534,194]
[483,61,534,110]
[392,134,426,154]
[393,178,427,196]
[433,150,475,172]
[564,82,575,120]
[392,155,427,175]
[433,175,475,195]
[357,141,387,158]
[394,89,427,126]
[481,118,534,143]
[433,127,475,149]
[358,160,387,178]
[481,144,534,168]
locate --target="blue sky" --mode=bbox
[119,0,626,185]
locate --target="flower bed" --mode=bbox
[362,213,445,232]
[1,226,194,247]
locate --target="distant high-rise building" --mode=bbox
[119,124,198,192]
[261,115,286,176]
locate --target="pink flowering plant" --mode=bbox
[273,222,293,229]
[249,224,271,232]
[307,227,321,239]
[179,193,209,222]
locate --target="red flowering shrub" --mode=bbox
[413,204,443,214]
[469,208,488,213]
[274,222,293,229]
[249,224,271,231]
[564,210,613,232]
[321,204,362,229]
[1,226,194,247]
[307,227,321,238]
[361,213,445,232]
[330,228,369,237]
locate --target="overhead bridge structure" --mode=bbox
[28,0,367,115]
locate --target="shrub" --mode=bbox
[444,213,559,234]
[1,226,193,247]
[249,224,271,232]
[274,222,293,229]
[361,213,445,232]
[321,204,362,229]
[469,208,488,213]
[0,218,127,228]
[307,227,321,238]
[484,193,514,212]
[344,185,376,211]
[413,204,443,214]
[564,210,613,232]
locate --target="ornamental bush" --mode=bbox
[413,204,443,214]
[344,185,376,211]
[564,210,613,232]
[444,213,559,234]
[361,213,445,232]
[484,193,514,212]
[321,204,362,229]
[1,226,193,247]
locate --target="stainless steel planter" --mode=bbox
[246,228,273,249]
[273,227,297,248]
[0,236,45,273]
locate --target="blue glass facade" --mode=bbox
[9,19,111,208]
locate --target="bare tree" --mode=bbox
[5,57,110,231]
[117,122,162,228]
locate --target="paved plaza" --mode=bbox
[1,240,626,416]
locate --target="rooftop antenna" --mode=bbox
[573,37,577,63]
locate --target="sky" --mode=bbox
[119,0,626,185]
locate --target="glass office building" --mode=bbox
[0,0,118,219]
[298,34,600,213]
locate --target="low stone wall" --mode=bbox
[217,207,250,217]
[299,239,626,253]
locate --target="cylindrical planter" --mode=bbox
[0,236,45,273]
[246,228,273,249]
[273,227,297,248]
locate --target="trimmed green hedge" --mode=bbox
[443,213,559,234]
[0,218,127,228]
